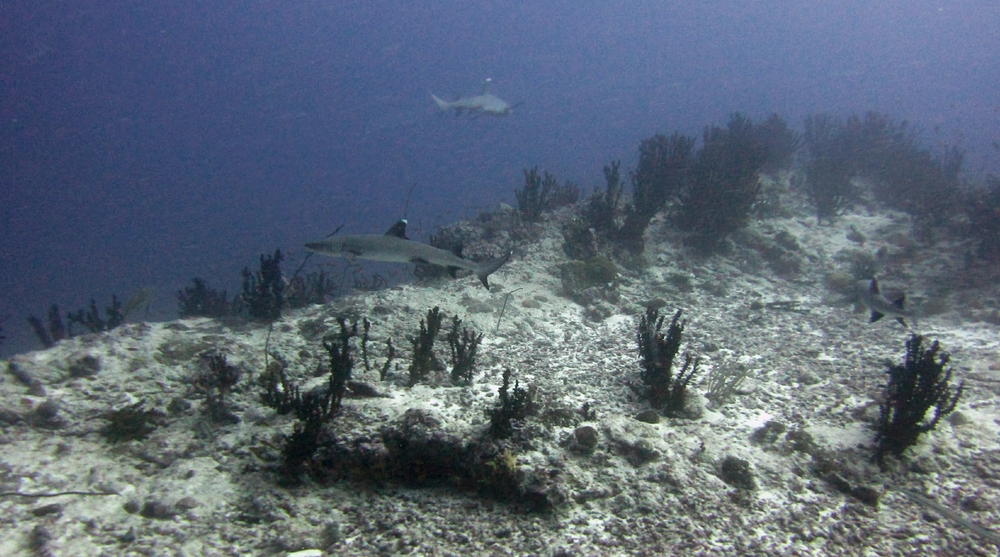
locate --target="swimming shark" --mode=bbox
[431,78,512,117]
[304,220,511,289]
[856,277,916,327]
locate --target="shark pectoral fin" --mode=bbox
[476,251,512,290]
[410,257,431,266]
[869,277,881,294]
[869,311,885,323]
[447,266,459,278]
[896,317,908,326]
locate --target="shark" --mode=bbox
[856,277,916,327]
[304,220,511,289]
[431,78,512,117]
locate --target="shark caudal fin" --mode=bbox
[476,251,511,290]
[430,93,450,111]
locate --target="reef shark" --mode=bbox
[431,78,512,117]
[856,277,916,327]
[304,220,510,289]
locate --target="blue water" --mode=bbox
[2,0,998,355]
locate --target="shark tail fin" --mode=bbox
[476,251,511,290]
[431,93,450,111]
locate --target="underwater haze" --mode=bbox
[1,0,998,355]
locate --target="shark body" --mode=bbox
[305,220,510,289]
[856,277,915,327]
[431,79,512,117]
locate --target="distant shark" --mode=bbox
[431,78,513,117]
[856,277,916,327]
[305,220,511,289]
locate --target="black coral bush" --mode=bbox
[637,308,700,416]
[408,307,444,386]
[515,166,579,223]
[677,113,768,252]
[487,368,533,440]
[178,278,235,318]
[621,133,696,253]
[447,315,483,385]
[241,249,285,322]
[874,334,963,464]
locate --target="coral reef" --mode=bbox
[874,334,964,464]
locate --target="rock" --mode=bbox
[634,410,660,424]
[140,500,177,520]
[68,354,101,378]
[573,426,599,451]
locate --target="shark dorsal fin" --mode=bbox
[482,77,493,95]
[385,220,408,239]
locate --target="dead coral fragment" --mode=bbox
[100,401,165,443]
[875,334,963,464]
